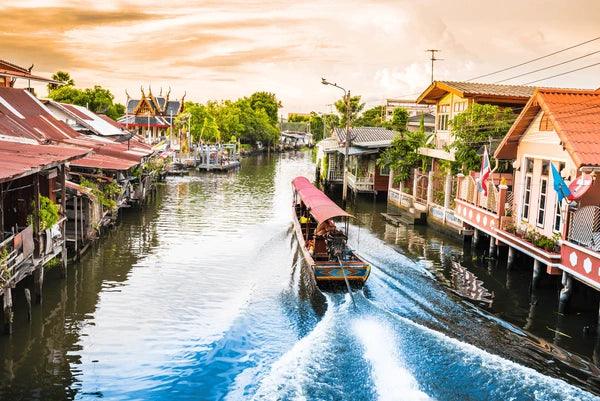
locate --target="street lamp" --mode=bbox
[321,77,352,207]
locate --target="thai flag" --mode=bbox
[477,145,491,196]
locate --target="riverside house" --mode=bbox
[388,81,535,231]
[0,141,89,334]
[320,127,396,196]
[455,87,600,313]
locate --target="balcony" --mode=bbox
[560,206,600,289]
[454,173,506,236]
[347,172,375,193]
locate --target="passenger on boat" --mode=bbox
[299,214,310,225]
[315,219,336,236]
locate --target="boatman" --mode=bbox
[299,214,310,225]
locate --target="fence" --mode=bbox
[414,171,428,204]
[568,206,600,251]
[457,175,498,213]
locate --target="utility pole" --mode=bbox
[426,49,442,82]
[321,78,352,208]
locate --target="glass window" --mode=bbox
[541,160,550,176]
[522,175,532,220]
[554,198,562,233]
[525,158,534,173]
[537,178,548,227]
[380,165,390,176]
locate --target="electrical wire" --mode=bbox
[466,35,600,81]
[494,50,600,83]
[522,61,600,85]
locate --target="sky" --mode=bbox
[3,0,600,115]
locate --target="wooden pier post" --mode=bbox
[24,288,32,322]
[33,266,43,304]
[60,165,68,279]
[3,288,13,335]
[472,229,480,248]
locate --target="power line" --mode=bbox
[495,50,600,83]
[466,35,600,81]
[522,61,600,85]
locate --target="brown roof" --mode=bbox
[0,60,59,84]
[416,81,535,105]
[0,140,90,183]
[495,87,600,167]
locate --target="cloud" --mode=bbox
[171,47,302,69]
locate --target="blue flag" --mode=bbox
[551,162,571,203]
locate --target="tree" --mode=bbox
[248,92,282,125]
[355,105,385,127]
[387,107,409,132]
[309,112,325,142]
[288,113,310,123]
[200,116,221,143]
[450,103,516,173]
[47,71,74,92]
[334,95,364,127]
[378,129,429,182]
[48,84,126,119]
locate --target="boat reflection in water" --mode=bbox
[291,177,370,289]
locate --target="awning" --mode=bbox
[334,146,379,156]
[291,176,352,223]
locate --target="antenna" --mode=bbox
[426,49,442,82]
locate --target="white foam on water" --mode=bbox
[250,295,342,401]
[353,318,432,401]
[381,307,599,401]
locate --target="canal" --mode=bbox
[1,151,599,400]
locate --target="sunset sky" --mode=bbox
[4,0,600,114]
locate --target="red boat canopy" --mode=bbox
[292,176,352,223]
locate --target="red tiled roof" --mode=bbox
[495,88,600,167]
[0,140,90,183]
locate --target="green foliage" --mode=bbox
[335,95,365,127]
[377,130,429,182]
[387,107,409,132]
[144,158,167,175]
[177,93,281,146]
[248,92,281,125]
[321,114,339,136]
[288,114,310,123]
[48,82,126,119]
[450,103,516,173]
[47,71,74,92]
[308,112,325,142]
[0,247,10,284]
[80,178,121,210]
[38,195,59,231]
[355,105,385,128]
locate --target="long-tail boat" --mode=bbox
[291,176,370,287]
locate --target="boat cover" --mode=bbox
[292,176,352,223]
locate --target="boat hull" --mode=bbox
[291,210,370,287]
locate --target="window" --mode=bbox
[522,175,532,220]
[453,101,467,113]
[541,160,550,176]
[537,178,548,227]
[380,165,390,176]
[438,104,450,131]
[539,113,554,131]
[525,158,534,173]
[554,198,562,233]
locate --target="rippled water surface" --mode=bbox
[1,151,600,400]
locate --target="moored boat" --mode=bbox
[291,176,370,287]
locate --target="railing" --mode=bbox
[457,175,498,213]
[568,206,600,251]
[0,226,34,287]
[414,171,428,204]
[347,172,374,192]
[328,168,343,182]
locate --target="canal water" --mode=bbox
[1,151,600,400]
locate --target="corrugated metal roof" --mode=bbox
[417,81,535,104]
[0,140,90,183]
[333,126,397,148]
[71,154,139,171]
